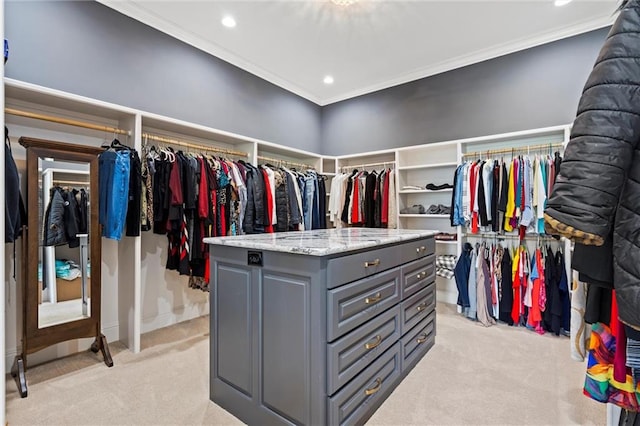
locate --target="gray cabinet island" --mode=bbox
[205,228,437,426]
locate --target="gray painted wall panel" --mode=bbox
[5,1,609,157]
[4,1,321,153]
[321,28,609,155]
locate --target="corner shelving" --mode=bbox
[398,214,449,218]
[436,240,458,245]
[398,189,453,194]
[397,161,458,171]
[3,77,344,368]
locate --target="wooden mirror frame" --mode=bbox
[12,137,113,398]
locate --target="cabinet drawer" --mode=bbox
[328,268,401,342]
[327,245,401,289]
[328,342,402,426]
[399,237,435,265]
[400,282,436,335]
[327,305,401,395]
[400,254,435,299]
[401,311,436,373]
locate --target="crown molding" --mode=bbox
[319,14,615,105]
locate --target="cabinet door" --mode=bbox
[214,263,253,396]
[261,271,312,425]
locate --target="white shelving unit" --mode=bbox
[2,76,574,371]
[2,78,339,367]
[397,162,458,170]
[398,214,449,218]
[394,141,459,304]
[399,189,453,194]
[332,125,572,305]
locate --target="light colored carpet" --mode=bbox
[5,303,605,425]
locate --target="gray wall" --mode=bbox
[5,1,322,153]
[5,1,609,157]
[321,28,609,156]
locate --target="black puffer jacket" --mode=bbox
[242,163,265,234]
[43,187,67,247]
[544,1,640,329]
[274,169,290,232]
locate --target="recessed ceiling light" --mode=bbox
[323,75,334,85]
[554,0,573,6]
[331,0,358,6]
[222,16,236,28]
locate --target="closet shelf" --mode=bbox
[398,162,458,171]
[436,240,458,245]
[399,189,453,194]
[399,214,449,218]
[436,275,455,281]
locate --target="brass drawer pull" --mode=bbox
[364,259,380,268]
[364,378,382,396]
[415,271,427,279]
[364,335,382,350]
[416,302,427,312]
[415,246,426,254]
[416,333,428,344]
[365,292,382,305]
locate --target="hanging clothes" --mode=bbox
[453,239,569,335]
[454,243,473,315]
[499,246,514,325]
[5,128,25,243]
[99,140,131,240]
[452,153,562,236]
[328,168,396,229]
[476,244,496,327]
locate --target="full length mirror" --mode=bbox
[38,158,91,328]
[14,137,111,399]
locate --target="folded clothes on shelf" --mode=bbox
[436,267,455,279]
[434,232,457,241]
[425,183,454,191]
[402,185,424,190]
[400,204,426,214]
[400,204,451,215]
[436,255,457,269]
[436,254,457,279]
[426,204,451,215]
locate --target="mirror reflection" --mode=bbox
[38,158,91,328]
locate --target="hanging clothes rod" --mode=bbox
[257,155,313,169]
[341,160,395,172]
[5,107,130,136]
[52,179,90,186]
[462,142,564,158]
[142,132,249,158]
[463,232,559,240]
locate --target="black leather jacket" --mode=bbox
[242,163,265,234]
[545,1,640,329]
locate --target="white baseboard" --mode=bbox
[436,289,458,306]
[141,301,209,335]
[436,275,458,306]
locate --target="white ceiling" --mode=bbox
[99,0,618,106]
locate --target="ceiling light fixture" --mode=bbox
[323,75,334,85]
[554,0,573,6]
[330,0,358,6]
[222,16,237,28]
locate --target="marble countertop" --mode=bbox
[203,228,437,256]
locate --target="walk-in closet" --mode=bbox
[3,1,635,425]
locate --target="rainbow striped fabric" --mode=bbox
[584,322,640,411]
